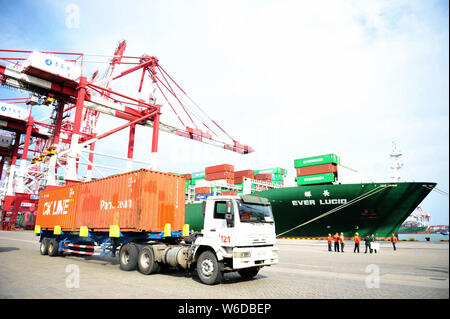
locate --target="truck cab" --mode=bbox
[193,195,279,284]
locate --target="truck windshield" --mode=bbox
[237,200,274,223]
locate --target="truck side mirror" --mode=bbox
[225,201,234,228]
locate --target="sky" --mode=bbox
[0,0,448,224]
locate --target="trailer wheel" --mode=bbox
[237,267,260,279]
[137,245,160,275]
[196,250,223,285]
[48,238,59,257]
[119,243,139,271]
[40,238,50,255]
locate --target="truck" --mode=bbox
[34,169,278,285]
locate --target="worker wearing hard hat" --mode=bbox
[390,234,398,251]
[339,232,345,252]
[364,234,372,254]
[353,232,360,253]
[333,233,340,252]
[327,234,332,252]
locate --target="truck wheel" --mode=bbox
[238,267,260,279]
[137,245,160,275]
[40,238,50,255]
[48,238,59,257]
[196,250,223,285]
[119,243,139,271]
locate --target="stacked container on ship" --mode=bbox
[294,154,339,185]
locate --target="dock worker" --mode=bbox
[339,232,345,252]
[364,234,372,254]
[353,232,360,253]
[390,234,398,251]
[327,234,333,251]
[333,232,340,252]
[371,234,378,253]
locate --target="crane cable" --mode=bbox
[157,65,236,142]
[422,185,449,197]
[276,184,396,237]
[156,68,218,136]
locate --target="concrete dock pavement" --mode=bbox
[0,231,448,299]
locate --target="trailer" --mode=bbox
[35,169,278,285]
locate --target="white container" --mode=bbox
[0,103,29,121]
[22,51,82,81]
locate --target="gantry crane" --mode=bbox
[0,41,254,229]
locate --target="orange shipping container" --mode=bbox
[205,171,234,181]
[205,164,234,175]
[234,170,254,178]
[195,187,212,195]
[35,184,80,231]
[35,169,185,233]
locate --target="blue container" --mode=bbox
[195,193,214,201]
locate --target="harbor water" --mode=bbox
[398,233,449,242]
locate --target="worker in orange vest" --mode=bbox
[390,233,398,251]
[339,232,345,252]
[327,234,332,252]
[353,232,360,253]
[333,232,340,252]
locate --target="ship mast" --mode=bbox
[390,142,403,182]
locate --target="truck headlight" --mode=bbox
[272,248,279,257]
[234,251,251,258]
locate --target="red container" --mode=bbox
[181,174,192,180]
[254,173,272,181]
[195,187,212,195]
[221,191,237,196]
[296,163,337,177]
[234,170,254,178]
[205,164,234,175]
[205,171,235,181]
[234,176,253,184]
[35,169,185,233]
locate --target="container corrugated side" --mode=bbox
[297,172,336,185]
[74,170,185,232]
[205,164,234,175]
[294,154,340,168]
[254,167,285,175]
[139,170,185,232]
[35,184,80,231]
[296,163,338,176]
[75,171,141,231]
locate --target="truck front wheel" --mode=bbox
[238,267,260,279]
[119,243,139,271]
[196,250,223,285]
[137,245,160,275]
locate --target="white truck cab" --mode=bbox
[192,195,279,284]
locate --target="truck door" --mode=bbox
[206,200,235,246]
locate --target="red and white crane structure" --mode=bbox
[0,41,254,229]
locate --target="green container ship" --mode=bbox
[184,145,437,238]
[185,182,436,238]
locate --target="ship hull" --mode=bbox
[398,226,430,234]
[185,182,436,238]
